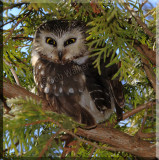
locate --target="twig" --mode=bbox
[0,16,20,28]
[2,97,11,113]
[12,36,33,41]
[3,3,26,11]
[118,0,155,38]
[38,129,62,159]
[89,146,96,158]
[3,59,20,86]
[123,101,156,120]
[135,107,148,138]
[144,9,155,18]
[140,0,148,8]
[3,10,32,45]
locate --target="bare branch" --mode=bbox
[123,101,156,120]
[89,146,96,158]
[119,0,155,38]
[134,40,156,66]
[133,43,156,91]
[3,59,20,86]
[12,36,33,41]
[3,3,26,11]
[38,129,62,159]
[140,0,148,8]
[3,10,32,45]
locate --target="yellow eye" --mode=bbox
[71,38,76,43]
[46,37,57,47]
[64,38,76,47]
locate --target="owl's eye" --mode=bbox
[64,38,76,47]
[46,37,57,47]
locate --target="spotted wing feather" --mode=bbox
[85,56,124,120]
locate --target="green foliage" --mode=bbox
[3,0,156,158]
[3,97,81,157]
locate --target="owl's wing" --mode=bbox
[84,55,125,121]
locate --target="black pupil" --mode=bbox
[64,38,76,47]
[46,37,56,47]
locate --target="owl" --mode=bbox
[31,20,124,127]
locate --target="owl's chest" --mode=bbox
[34,58,87,98]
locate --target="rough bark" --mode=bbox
[134,44,156,92]
[76,127,156,158]
[3,80,156,158]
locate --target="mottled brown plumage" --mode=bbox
[31,20,124,126]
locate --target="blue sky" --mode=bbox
[3,0,158,30]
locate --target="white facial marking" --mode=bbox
[69,88,74,94]
[31,51,40,66]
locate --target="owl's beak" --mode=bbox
[58,51,63,61]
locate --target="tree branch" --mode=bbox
[12,36,33,41]
[3,59,20,86]
[3,10,32,45]
[3,80,156,158]
[123,101,156,120]
[119,0,155,38]
[76,126,156,158]
[134,41,156,66]
[3,79,49,109]
[3,3,26,11]
[134,44,156,92]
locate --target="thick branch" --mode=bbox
[3,80,156,158]
[76,126,155,158]
[134,44,156,92]
[134,40,156,66]
[3,79,48,108]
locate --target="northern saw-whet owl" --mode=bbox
[31,20,124,127]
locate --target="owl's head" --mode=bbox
[32,20,89,66]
